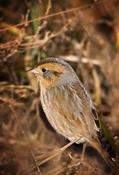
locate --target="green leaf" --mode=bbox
[16,70,27,76]
[30,2,39,33]
[100,119,115,152]
[40,50,46,59]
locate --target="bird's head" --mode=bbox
[28,58,78,88]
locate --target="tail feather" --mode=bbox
[86,138,114,168]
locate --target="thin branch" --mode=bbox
[36,138,79,166]
[0,1,105,33]
[45,0,52,15]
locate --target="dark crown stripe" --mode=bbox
[35,57,69,68]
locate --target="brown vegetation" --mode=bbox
[0,0,119,174]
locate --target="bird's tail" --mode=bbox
[87,138,114,168]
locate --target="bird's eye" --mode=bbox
[42,68,47,73]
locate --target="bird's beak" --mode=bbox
[27,69,38,74]
[26,68,42,75]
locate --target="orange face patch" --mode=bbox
[36,63,66,73]
[34,63,66,87]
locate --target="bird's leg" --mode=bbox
[81,143,86,162]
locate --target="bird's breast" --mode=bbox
[40,84,84,139]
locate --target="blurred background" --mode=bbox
[0,0,119,174]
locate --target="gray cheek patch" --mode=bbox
[43,70,52,80]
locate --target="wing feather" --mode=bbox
[70,81,101,138]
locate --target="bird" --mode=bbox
[29,57,113,167]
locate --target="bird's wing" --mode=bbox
[50,80,101,138]
[70,81,101,136]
